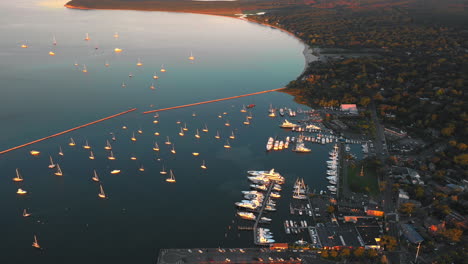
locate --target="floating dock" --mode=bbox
[0,108,137,155]
[253,183,275,245]
[142,88,286,114]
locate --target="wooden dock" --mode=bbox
[142,88,286,114]
[0,108,137,155]
[253,183,275,245]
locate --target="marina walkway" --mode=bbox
[0,108,137,155]
[142,88,286,114]
[253,183,275,245]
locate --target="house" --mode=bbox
[340,104,358,115]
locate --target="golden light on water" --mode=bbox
[37,0,67,8]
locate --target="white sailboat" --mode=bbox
[160,165,167,175]
[48,156,56,168]
[92,170,99,182]
[225,120,230,127]
[183,123,188,131]
[188,51,195,61]
[83,140,91,149]
[32,235,40,249]
[84,33,90,41]
[243,117,250,125]
[166,169,176,183]
[224,140,231,149]
[201,160,207,169]
[23,209,31,217]
[68,138,76,146]
[153,142,160,151]
[131,132,137,142]
[150,83,155,90]
[240,105,247,113]
[179,128,184,136]
[160,64,166,72]
[82,64,88,73]
[58,145,64,156]
[12,168,24,182]
[111,133,116,141]
[114,32,119,38]
[98,184,106,199]
[52,35,57,45]
[153,72,159,79]
[122,82,126,88]
[105,61,110,67]
[171,144,176,154]
[195,129,200,139]
[229,131,235,139]
[215,130,220,139]
[202,124,208,133]
[104,140,112,150]
[136,58,143,67]
[165,136,171,145]
[54,164,63,176]
[108,151,116,160]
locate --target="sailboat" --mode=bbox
[154,131,160,135]
[229,131,235,139]
[83,140,91,149]
[82,64,87,73]
[183,123,188,131]
[98,184,106,199]
[92,170,99,182]
[136,58,143,67]
[58,146,64,156]
[166,169,176,183]
[195,129,200,139]
[129,72,133,78]
[241,105,247,113]
[104,140,112,150]
[179,128,184,136]
[202,124,208,133]
[114,32,119,38]
[69,138,76,146]
[139,165,145,172]
[188,51,195,61]
[108,151,116,160]
[224,140,231,149]
[48,156,56,168]
[32,235,40,249]
[54,164,63,176]
[49,51,55,56]
[111,133,116,141]
[12,168,24,182]
[150,83,155,90]
[88,150,95,160]
[138,129,143,134]
[130,155,137,160]
[23,209,31,217]
[160,64,166,72]
[160,165,167,175]
[121,82,126,88]
[153,119,159,124]
[201,160,207,169]
[192,112,196,117]
[165,136,171,145]
[247,112,253,119]
[215,130,220,139]
[225,120,230,127]
[52,35,57,45]
[176,120,181,124]
[105,61,110,67]
[84,33,90,41]
[74,61,79,67]
[244,117,250,125]
[171,144,176,154]
[131,132,137,142]
[192,152,199,156]
[153,142,160,151]
[21,43,28,48]
[153,73,159,79]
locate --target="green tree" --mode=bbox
[353,247,365,258]
[320,250,329,259]
[399,203,416,216]
[379,235,398,251]
[330,250,339,258]
[440,228,463,243]
[340,248,351,258]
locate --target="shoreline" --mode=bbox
[64,3,316,83]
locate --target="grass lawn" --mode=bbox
[347,160,379,197]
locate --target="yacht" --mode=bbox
[17,188,27,195]
[12,168,24,182]
[54,164,63,176]
[280,119,298,129]
[153,142,160,151]
[215,130,220,139]
[160,165,167,175]
[32,235,40,249]
[114,48,123,53]
[278,141,284,150]
[237,211,255,221]
[166,169,176,183]
[108,151,116,160]
[98,184,106,199]
[273,141,279,150]
[165,136,171,145]
[224,120,230,127]
[89,151,95,160]
[49,51,55,56]
[284,137,290,148]
[48,156,56,168]
[202,124,208,133]
[266,137,274,151]
[201,160,207,169]
[192,152,199,156]
[195,129,200,139]
[23,209,31,217]
[137,129,143,134]
[110,170,121,174]
[130,155,137,160]
[58,146,64,156]
[250,184,267,191]
[92,170,100,182]
[293,142,311,153]
[104,140,112,150]
[68,138,76,147]
[153,119,159,124]
[139,165,145,172]
[83,140,91,149]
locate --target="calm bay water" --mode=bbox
[0,1,333,263]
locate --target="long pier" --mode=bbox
[142,88,286,114]
[0,108,137,155]
[253,183,275,245]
